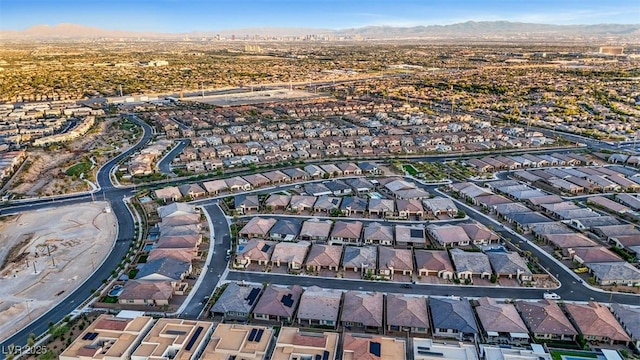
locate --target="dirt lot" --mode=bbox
[5,116,137,197]
[0,202,116,342]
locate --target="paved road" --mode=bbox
[197,178,640,306]
[157,139,190,176]
[225,271,551,299]
[437,189,640,305]
[0,115,153,355]
[180,204,232,318]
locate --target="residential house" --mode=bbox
[611,304,640,350]
[234,239,275,268]
[515,300,578,341]
[345,178,375,194]
[305,244,343,272]
[59,314,155,360]
[313,195,342,213]
[201,324,273,360]
[288,195,317,213]
[396,225,426,248]
[414,250,454,279]
[358,162,383,175]
[282,168,309,182]
[427,224,471,247]
[460,223,500,245]
[587,262,640,286]
[429,297,479,341]
[239,217,277,239]
[368,199,395,219]
[341,291,384,333]
[320,164,343,177]
[450,249,492,282]
[225,176,252,192]
[299,219,333,243]
[329,221,363,245]
[135,256,192,284]
[271,327,339,360]
[342,246,377,276]
[235,195,260,214]
[118,280,173,306]
[386,294,429,334]
[340,197,368,216]
[263,170,291,184]
[342,334,406,360]
[423,197,458,217]
[564,302,631,345]
[615,193,640,211]
[154,186,182,202]
[571,246,621,265]
[252,285,303,324]
[270,241,310,270]
[487,251,533,283]
[324,179,352,196]
[337,162,362,175]
[363,222,394,246]
[303,164,326,179]
[269,219,302,241]
[202,179,228,195]
[296,286,342,328]
[396,199,424,219]
[211,282,262,321]
[543,233,598,257]
[475,297,530,344]
[178,183,206,199]
[378,247,414,280]
[157,202,198,218]
[243,173,271,188]
[385,179,429,199]
[264,194,291,211]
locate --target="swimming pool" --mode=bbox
[369,192,383,199]
[108,285,124,297]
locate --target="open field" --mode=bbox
[0,202,116,342]
[180,89,327,106]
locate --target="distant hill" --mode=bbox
[340,21,640,37]
[1,21,638,41]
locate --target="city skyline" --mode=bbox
[1,0,639,32]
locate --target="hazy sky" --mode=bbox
[1,0,639,31]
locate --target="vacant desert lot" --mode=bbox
[0,202,116,342]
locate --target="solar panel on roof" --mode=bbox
[82,333,92,340]
[261,244,271,252]
[369,342,381,357]
[88,333,98,340]
[315,355,321,360]
[322,351,330,360]
[281,294,294,308]
[410,229,423,238]
[248,328,257,342]
[185,326,203,351]
[255,329,264,342]
[246,288,260,305]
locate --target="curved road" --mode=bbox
[0,115,153,356]
[157,139,190,176]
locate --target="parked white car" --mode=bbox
[543,292,561,300]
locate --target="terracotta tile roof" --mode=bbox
[516,300,577,337]
[565,302,631,342]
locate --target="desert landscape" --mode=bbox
[0,202,116,342]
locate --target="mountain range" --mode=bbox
[1,21,639,40]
